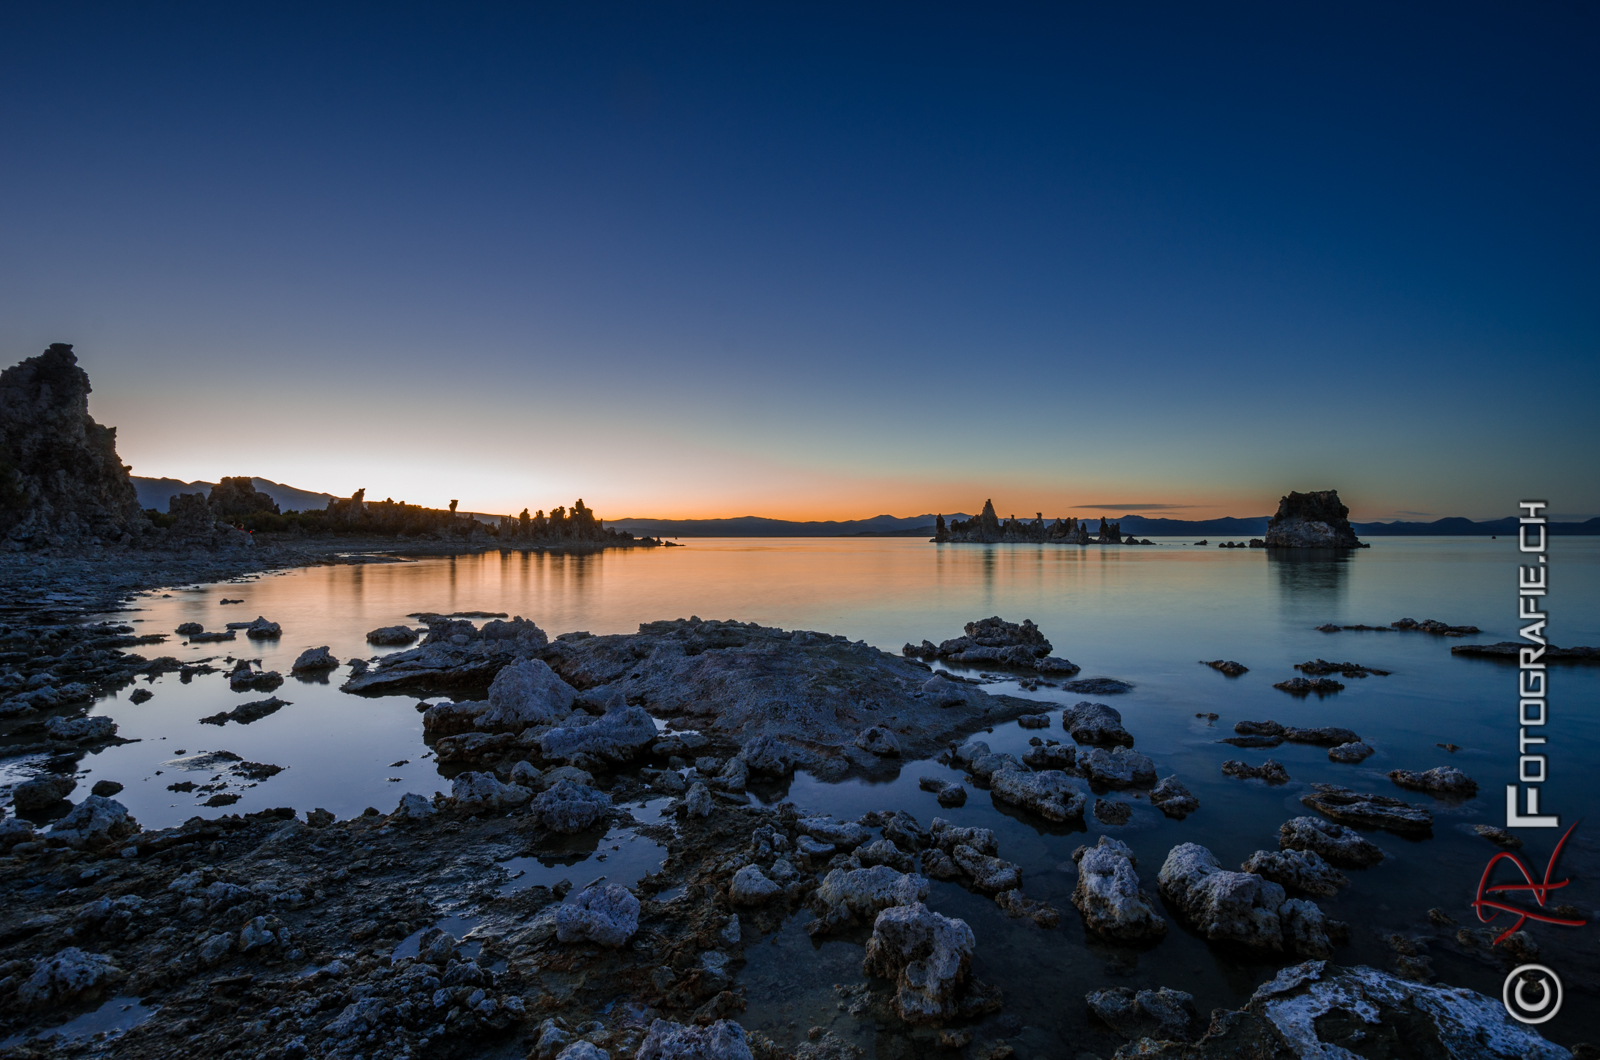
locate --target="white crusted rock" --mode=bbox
[532,780,611,834]
[635,1018,754,1060]
[555,884,640,947]
[1157,842,1286,951]
[989,767,1087,823]
[1071,836,1167,943]
[478,658,576,732]
[539,705,657,763]
[450,771,530,814]
[17,948,122,1007]
[861,902,978,1024]
[729,865,781,907]
[809,866,928,934]
[47,796,138,852]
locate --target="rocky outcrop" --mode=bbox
[1157,843,1336,957]
[1263,490,1366,549]
[636,1018,754,1060]
[1121,961,1570,1059]
[1086,986,1197,1041]
[0,344,146,547]
[207,477,280,518]
[554,884,639,947]
[861,902,998,1024]
[1071,837,1167,943]
[1278,816,1385,868]
[1387,766,1478,796]
[906,616,1077,674]
[988,767,1087,822]
[1063,701,1134,746]
[809,866,928,934]
[1150,776,1200,818]
[1080,746,1157,787]
[1301,784,1432,833]
[1241,849,1349,899]
[343,615,551,694]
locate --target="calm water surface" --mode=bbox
[19,537,1600,1052]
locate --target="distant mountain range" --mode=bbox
[132,476,335,514]
[129,477,1599,536]
[615,512,1600,537]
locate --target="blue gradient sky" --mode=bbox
[2,3,1595,520]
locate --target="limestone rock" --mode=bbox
[854,725,902,757]
[1150,776,1199,818]
[17,947,123,1008]
[539,705,657,763]
[290,646,339,673]
[1327,742,1374,763]
[729,865,782,907]
[1157,843,1287,951]
[532,780,611,833]
[555,884,639,947]
[1071,837,1167,943]
[797,816,871,849]
[13,774,76,811]
[950,845,1021,894]
[1279,816,1385,868]
[47,796,138,851]
[1222,759,1290,784]
[0,344,146,545]
[450,771,530,814]
[1081,746,1158,787]
[366,625,418,645]
[478,658,576,732]
[809,866,928,934]
[392,792,437,820]
[1387,766,1477,796]
[243,616,282,639]
[1263,490,1364,549]
[1086,985,1197,1041]
[861,901,983,1024]
[989,767,1087,822]
[636,1018,754,1060]
[685,782,713,818]
[1063,701,1134,746]
[1242,849,1349,899]
[1300,784,1432,833]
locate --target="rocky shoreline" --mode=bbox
[0,544,1583,1060]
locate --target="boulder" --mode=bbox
[1388,766,1478,796]
[1022,743,1075,770]
[1080,746,1158,787]
[1263,490,1364,549]
[539,706,657,763]
[450,772,530,813]
[392,792,437,821]
[1157,843,1288,951]
[809,866,928,934]
[46,796,138,851]
[1071,837,1167,943]
[13,774,76,812]
[16,947,123,1008]
[684,782,713,818]
[532,781,611,833]
[1283,726,1361,746]
[1063,702,1134,746]
[1222,759,1290,784]
[1301,784,1432,833]
[555,884,639,947]
[861,902,983,1024]
[739,735,797,776]
[366,625,418,645]
[478,659,576,732]
[1062,677,1134,695]
[729,865,782,906]
[854,725,902,757]
[243,616,282,639]
[950,845,1021,894]
[421,700,488,735]
[636,1018,754,1060]
[921,673,967,707]
[1241,849,1349,898]
[797,816,871,849]
[290,646,339,673]
[1278,816,1385,868]
[857,837,915,872]
[1086,986,1197,1041]
[44,715,117,742]
[989,767,1087,822]
[1150,776,1199,819]
[1328,741,1374,763]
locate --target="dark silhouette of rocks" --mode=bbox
[1200,659,1248,676]
[208,477,280,519]
[1452,641,1599,661]
[1263,490,1367,549]
[936,500,1103,545]
[0,344,146,548]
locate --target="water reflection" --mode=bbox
[1267,548,1352,621]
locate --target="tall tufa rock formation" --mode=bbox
[0,344,145,546]
[1263,490,1367,549]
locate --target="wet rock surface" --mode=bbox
[1221,758,1290,784]
[1156,843,1337,958]
[1300,784,1433,833]
[1278,815,1385,868]
[1387,766,1478,796]
[1199,659,1248,676]
[1086,985,1197,1042]
[1071,837,1166,943]
[1062,701,1134,746]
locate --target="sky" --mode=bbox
[1,2,1596,522]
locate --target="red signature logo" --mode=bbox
[1473,823,1587,943]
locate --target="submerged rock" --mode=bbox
[1278,816,1385,868]
[1072,837,1167,943]
[1063,701,1134,746]
[1063,677,1134,695]
[1150,775,1199,818]
[1301,784,1432,833]
[1388,766,1478,796]
[1222,759,1290,784]
[1242,848,1349,899]
[1273,677,1345,695]
[1086,985,1198,1041]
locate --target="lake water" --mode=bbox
[23,537,1600,1051]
